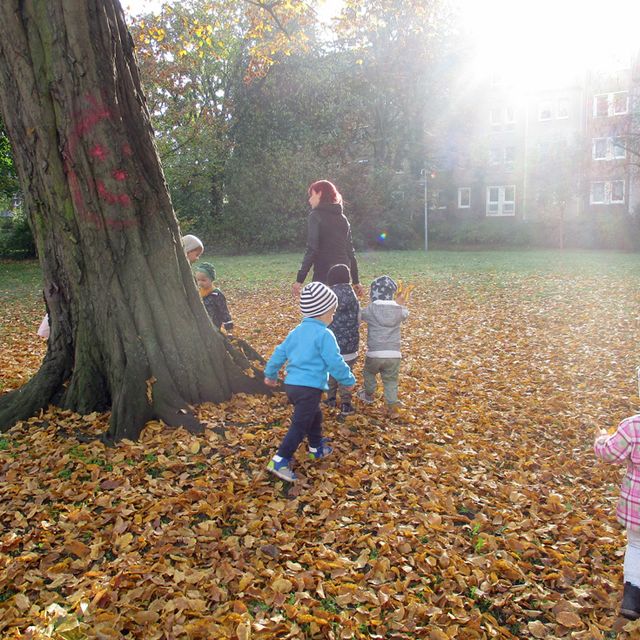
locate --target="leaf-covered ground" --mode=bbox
[1,251,640,639]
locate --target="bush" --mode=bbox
[0,209,35,258]
[428,213,640,251]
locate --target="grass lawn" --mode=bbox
[1,249,640,638]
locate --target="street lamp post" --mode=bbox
[421,167,428,252]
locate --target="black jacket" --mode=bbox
[296,202,360,285]
[202,289,233,333]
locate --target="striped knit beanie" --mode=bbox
[300,282,338,318]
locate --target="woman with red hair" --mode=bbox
[292,180,364,298]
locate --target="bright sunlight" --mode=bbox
[457,0,640,86]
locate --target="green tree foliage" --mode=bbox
[129,0,314,236]
[0,119,19,200]
[128,0,455,252]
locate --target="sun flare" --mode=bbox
[458,0,640,87]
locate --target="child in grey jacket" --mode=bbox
[357,275,408,415]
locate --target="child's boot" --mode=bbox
[621,582,640,620]
[267,456,296,482]
[340,402,355,416]
[357,389,374,404]
[323,395,337,408]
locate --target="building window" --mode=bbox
[489,147,502,165]
[486,185,516,216]
[557,98,569,119]
[593,91,629,117]
[458,187,470,208]
[592,137,627,160]
[613,92,629,114]
[613,137,626,158]
[611,180,625,203]
[590,182,605,204]
[490,108,501,127]
[592,138,608,160]
[590,180,625,204]
[505,106,516,129]
[539,101,553,121]
[504,146,516,165]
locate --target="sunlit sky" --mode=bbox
[123,0,640,84]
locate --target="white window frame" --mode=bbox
[592,138,608,160]
[505,106,516,129]
[490,108,501,127]
[489,147,502,165]
[590,180,626,204]
[539,101,553,121]
[486,185,516,217]
[613,137,626,159]
[504,146,516,165]
[458,187,470,209]
[592,137,627,160]
[557,97,569,119]
[613,92,629,115]
[593,91,629,117]
[590,182,606,204]
[611,180,625,203]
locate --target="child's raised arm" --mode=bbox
[594,417,639,463]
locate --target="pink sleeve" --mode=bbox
[594,417,637,463]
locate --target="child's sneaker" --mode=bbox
[356,389,374,404]
[308,442,333,460]
[267,456,296,482]
[621,582,640,620]
[323,397,337,408]
[340,402,355,416]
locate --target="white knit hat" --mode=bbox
[300,282,338,318]
[181,234,204,254]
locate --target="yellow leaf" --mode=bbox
[272,578,293,593]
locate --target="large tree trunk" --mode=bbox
[0,0,266,442]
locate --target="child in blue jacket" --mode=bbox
[264,282,356,482]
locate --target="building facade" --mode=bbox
[429,56,640,232]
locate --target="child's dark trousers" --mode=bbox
[277,385,323,459]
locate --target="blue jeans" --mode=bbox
[277,385,323,459]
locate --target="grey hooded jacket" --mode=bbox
[361,300,408,357]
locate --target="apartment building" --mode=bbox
[430,55,640,225]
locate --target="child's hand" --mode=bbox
[396,293,407,306]
[344,385,355,392]
[264,377,279,387]
[595,428,609,439]
[353,283,366,297]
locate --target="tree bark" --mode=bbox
[0,0,267,442]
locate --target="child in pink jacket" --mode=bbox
[595,413,640,620]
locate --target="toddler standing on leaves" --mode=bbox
[357,275,409,416]
[264,282,356,482]
[595,412,640,620]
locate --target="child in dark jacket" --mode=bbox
[194,262,233,334]
[357,275,409,416]
[326,264,360,416]
[264,282,356,482]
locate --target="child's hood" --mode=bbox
[366,300,406,327]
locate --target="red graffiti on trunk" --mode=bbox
[64,95,137,230]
